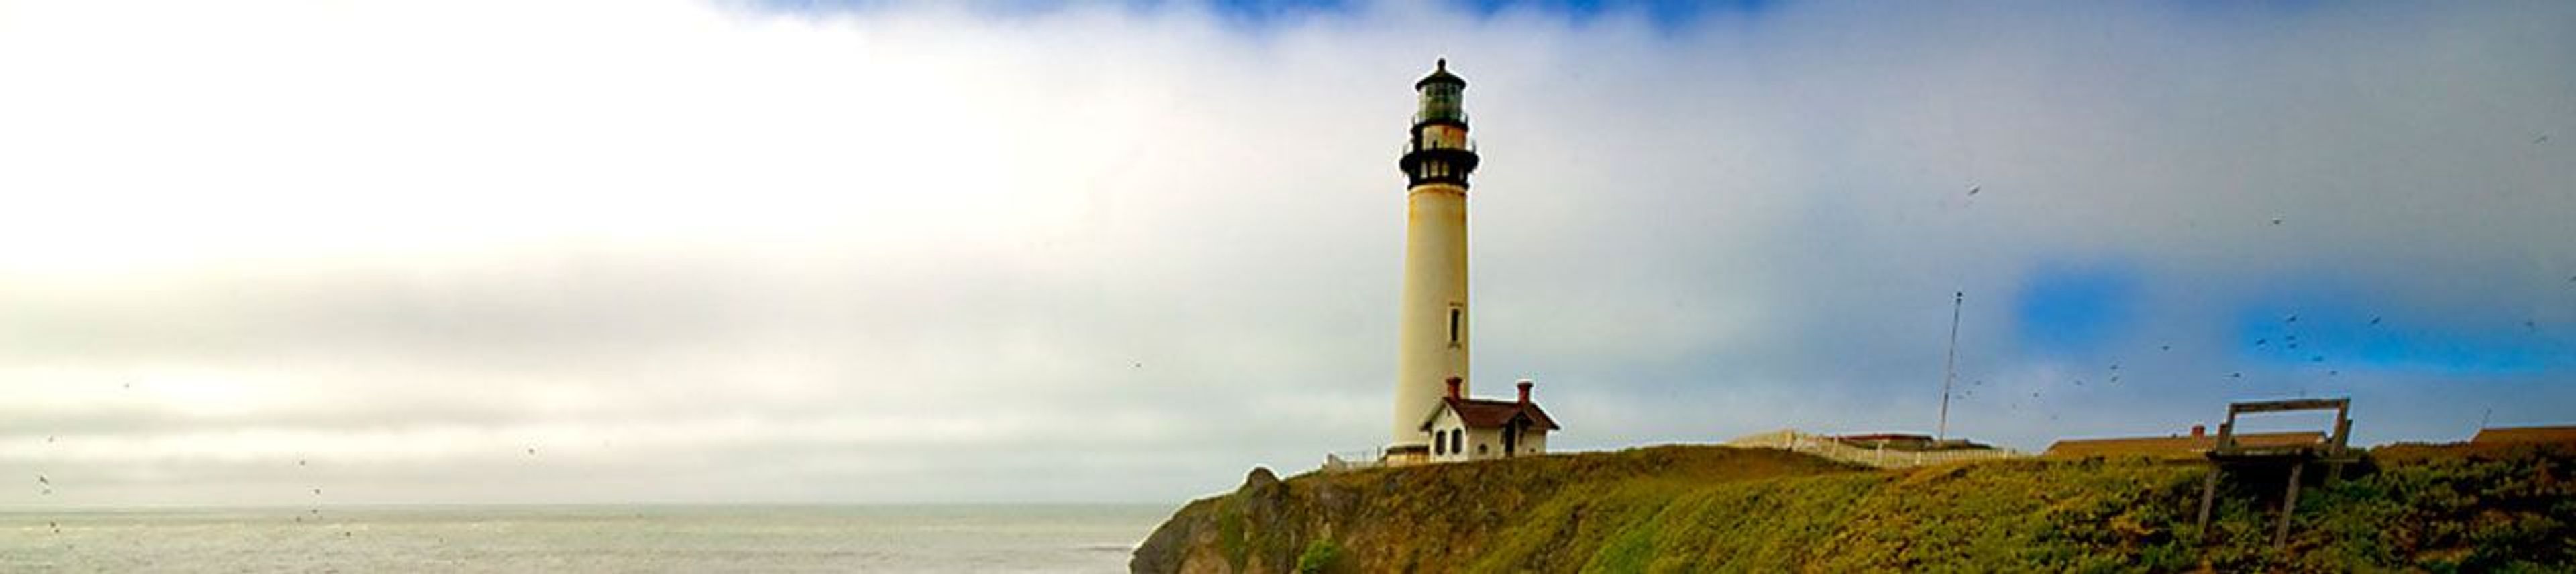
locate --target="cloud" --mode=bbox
[1,0,2571,505]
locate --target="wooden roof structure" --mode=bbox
[2471,425,2576,445]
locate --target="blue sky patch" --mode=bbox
[2231,300,2571,375]
[2012,262,2141,355]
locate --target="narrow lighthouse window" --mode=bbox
[1448,309,1461,344]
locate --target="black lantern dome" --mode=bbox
[1400,58,1479,187]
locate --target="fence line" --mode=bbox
[1725,430,2024,469]
[1322,450,1385,473]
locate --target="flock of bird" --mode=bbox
[1945,154,2567,420]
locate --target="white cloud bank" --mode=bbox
[1,0,2571,504]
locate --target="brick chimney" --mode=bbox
[1516,379,1534,404]
[1445,376,1462,399]
[2190,424,2206,438]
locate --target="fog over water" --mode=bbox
[2,0,2571,505]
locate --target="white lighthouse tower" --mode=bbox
[1387,59,1480,463]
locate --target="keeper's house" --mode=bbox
[1421,377,1558,463]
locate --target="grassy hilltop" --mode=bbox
[1130,443,2572,573]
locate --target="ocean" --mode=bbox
[1,504,1169,573]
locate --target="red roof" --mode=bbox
[2472,426,2576,444]
[1421,397,1560,431]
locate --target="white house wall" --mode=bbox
[1427,408,1468,463]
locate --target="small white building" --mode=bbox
[1419,378,1559,463]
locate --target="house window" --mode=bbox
[1475,443,1487,455]
[1452,432,1464,455]
[1434,431,1446,455]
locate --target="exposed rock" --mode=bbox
[1242,466,1280,491]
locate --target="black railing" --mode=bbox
[1402,139,1477,156]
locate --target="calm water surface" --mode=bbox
[1,504,1167,573]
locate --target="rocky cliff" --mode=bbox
[1131,443,2571,573]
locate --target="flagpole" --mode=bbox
[1938,291,1962,442]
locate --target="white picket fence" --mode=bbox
[1321,450,1386,473]
[1725,429,2025,469]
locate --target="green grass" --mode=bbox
[1296,538,1342,573]
[1141,442,2575,572]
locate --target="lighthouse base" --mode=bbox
[1380,444,1432,467]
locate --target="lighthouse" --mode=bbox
[1388,59,1481,462]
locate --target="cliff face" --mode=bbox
[1132,443,2573,573]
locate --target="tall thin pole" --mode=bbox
[1938,291,1963,442]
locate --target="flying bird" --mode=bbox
[36,475,48,485]
[2369,316,2382,326]
[2311,355,2325,363]
[2285,314,2299,323]
[313,488,322,495]
[2255,338,2268,346]
[2161,344,2172,351]
[2231,372,2243,379]
[2538,135,2552,144]
[527,448,537,456]
[2271,218,2284,226]
[1967,185,1981,196]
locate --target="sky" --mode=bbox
[2,0,2572,506]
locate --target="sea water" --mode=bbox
[1,504,1168,573]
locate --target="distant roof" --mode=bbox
[1422,397,1558,431]
[1831,433,1996,452]
[2472,425,2576,444]
[2045,431,2324,459]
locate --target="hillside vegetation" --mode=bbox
[1130,443,2573,573]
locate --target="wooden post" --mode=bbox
[2196,466,2220,535]
[2275,462,2304,548]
